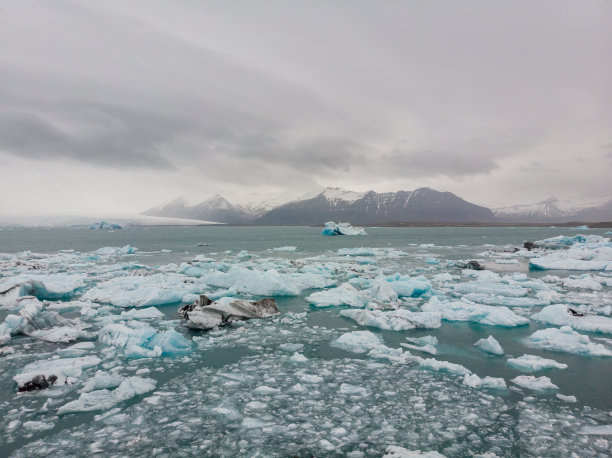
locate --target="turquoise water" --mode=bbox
[0,226,611,456]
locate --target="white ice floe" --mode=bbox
[271,246,297,252]
[383,445,445,457]
[386,274,432,298]
[13,355,101,390]
[82,273,206,308]
[510,375,558,392]
[454,281,528,298]
[556,394,577,403]
[99,323,192,358]
[474,336,504,356]
[0,273,86,305]
[525,326,612,357]
[307,283,370,308]
[58,376,157,414]
[340,308,441,331]
[417,358,471,376]
[331,330,384,354]
[422,297,529,327]
[321,221,367,236]
[462,374,507,390]
[506,354,568,372]
[529,238,612,271]
[531,304,612,334]
[402,336,439,355]
[205,268,334,297]
[579,425,612,435]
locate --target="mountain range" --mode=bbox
[142,186,612,225]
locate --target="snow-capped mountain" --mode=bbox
[494,196,612,222]
[142,187,494,224]
[255,187,494,224]
[143,194,251,224]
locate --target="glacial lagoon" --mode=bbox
[1,226,611,456]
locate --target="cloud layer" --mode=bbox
[0,0,610,215]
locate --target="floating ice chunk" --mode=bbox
[431,273,456,283]
[462,374,507,390]
[422,297,528,327]
[179,295,279,330]
[383,446,446,457]
[290,352,308,362]
[13,355,101,391]
[474,335,504,355]
[368,276,399,303]
[307,283,370,308]
[511,375,558,392]
[506,354,568,371]
[31,326,92,343]
[321,221,366,236]
[89,222,122,230]
[120,307,164,320]
[454,281,528,298]
[556,394,577,403]
[525,327,612,356]
[82,273,205,308]
[93,245,138,256]
[205,268,332,296]
[271,246,297,252]
[338,247,377,256]
[386,274,432,298]
[563,275,603,291]
[579,425,612,435]
[81,371,124,392]
[464,293,549,308]
[58,376,157,414]
[339,383,369,396]
[401,342,437,355]
[340,308,441,331]
[23,420,55,431]
[529,246,612,271]
[403,335,438,354]
[99,323,192,357]
[331,330,383,354]
[417,357,471,376]
[0,273,86,304]
[531,304,612,334]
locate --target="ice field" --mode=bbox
[0,226,611,456]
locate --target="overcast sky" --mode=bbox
[1,0,610,216]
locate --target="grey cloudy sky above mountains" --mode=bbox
[0,0,610,216]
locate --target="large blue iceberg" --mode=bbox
[321,221,367,236]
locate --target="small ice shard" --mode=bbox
[506,354,568,372]
[383,446,445,457]
[510,375,559,392]
[179,295,279,330]
[578,425,612,435]
[271,246,297,252]
[556,394,577,403]
[525,326,612,357]
[57,376,157,414]
[339,383,369,396]
[474,335,504,356]
[321,221,367,236]
[331,330,384,354]
[462,374,507,390]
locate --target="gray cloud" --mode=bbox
[0,0,610,214]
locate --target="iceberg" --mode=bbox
[179,295,279,330]
[99,323,192,357]
[510,375,558,392]
[307,283,370,308]
[422,297,529,327]
[529,247,612,272]
[386,274,432,298]
[88,222,123,230]
[13,355,101,391]
[462,373,507,390]
[383,445,445,457]
[525,326,612,357]
[0,273,86,304]
[506,354,568,372]
[331,330,384,354]
[340,308,441,331]
[474,335,504,355]
[58,376,156,414]
[321,221,367,236]
[531,304,612,334]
